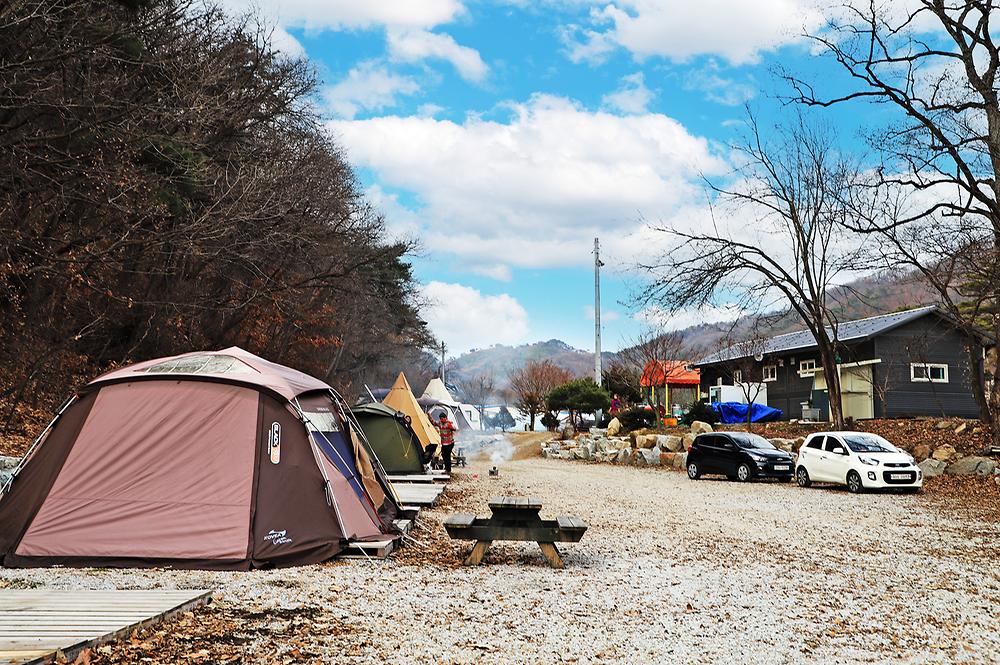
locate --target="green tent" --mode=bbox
[352,403,427,475]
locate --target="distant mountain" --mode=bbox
[446,272,941,389]
[446,339,615,388]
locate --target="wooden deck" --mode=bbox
[393,482,446,506]
[0,589,212,665]
[386,473,450,484]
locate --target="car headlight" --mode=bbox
[858,456,879,466]
[750,454,768,463]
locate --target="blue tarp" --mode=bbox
[711,402,784,424]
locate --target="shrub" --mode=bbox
[617,406,657,432]
[540,412,560,430]
[681,400,718,426]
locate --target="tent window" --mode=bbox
[142,355,258,375]
[304,411,341,432]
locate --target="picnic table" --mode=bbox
[443,496,587,568]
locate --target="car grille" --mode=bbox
[882,470,917,484]
[884,462,910,468]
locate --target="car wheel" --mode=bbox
[736,463,752,482]
[687,462,700,480]
[796,466,811,488]
[846,470,864,494]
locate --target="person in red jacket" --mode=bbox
[435,412,457,474]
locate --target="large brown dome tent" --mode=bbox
[0,347,401,570]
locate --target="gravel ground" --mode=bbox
[2,454,999,664]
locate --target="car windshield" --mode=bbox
[731,433,775,450]
[841,434,897,453]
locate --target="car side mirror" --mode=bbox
[833,447,847,455]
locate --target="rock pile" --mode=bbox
[541,425,1000,482]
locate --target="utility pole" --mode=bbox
[440,341,447,382]
[594,237,603,386]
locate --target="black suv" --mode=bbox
[686,432,794,482]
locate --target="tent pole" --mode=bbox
[1,393,78,497]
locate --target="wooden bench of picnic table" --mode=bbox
[442,496,587,568]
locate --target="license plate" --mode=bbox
[774,465,789,471]
[890,473,910,480]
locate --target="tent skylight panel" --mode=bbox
[141,354,258,375]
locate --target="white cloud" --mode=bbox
[328,94,725,270]
[387,29,489,82]
[585,305,621,322]
[221,0,466,32]
[420,281,530,353]
[565,0,824,66]
[602,72,655,114]
[684,62,757,106]
[322,61,420,119]
[470,264,513,281]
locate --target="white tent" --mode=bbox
[422,378,481,431]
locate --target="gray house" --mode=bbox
[692,306,991,421]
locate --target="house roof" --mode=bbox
[640,360,701,386]
[692,306,943,367]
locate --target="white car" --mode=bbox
[795,432,922,493]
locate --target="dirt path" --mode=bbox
[2,455,998,664]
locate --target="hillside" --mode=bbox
[447,272,941,387]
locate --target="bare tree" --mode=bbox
[617,328,692,411]
[456,372,496,424]
[639,113,866,428]
[706,333,770,432]
[786,0,1000,442]
[509,360,573,430]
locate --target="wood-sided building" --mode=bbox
[691,306,990,421]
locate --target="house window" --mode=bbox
[911,363,948,383]
[762,365,777,382]
[732,370,743,384]
[798,359,817,374]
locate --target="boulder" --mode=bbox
[945,456,997,476]
[931,444,957,461]
[637,448,660,466]
[574,447,592,461]
[559,425,575,440]
[682,433,696,451]
[606,417,622,437]
[590,428,608,437]
[953,422,968,435]
[690,421,714,435]
[769,438,795,453]
[912,444,931,462]
[935,420,952,430]
[615,448,631,464]
[657,435,684,452]
[0,456,18,471]
[672,452,688,470]
[636,434,659,449]
[918,458,947,478]
[660,452,676,466]
[559,451,576,461]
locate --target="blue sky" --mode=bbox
[222,0,908,356]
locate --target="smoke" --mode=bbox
[462,432,515,464]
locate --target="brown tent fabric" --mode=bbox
[0,347,399,570]
[383,372,440,449]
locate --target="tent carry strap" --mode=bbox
[1,393,78,497]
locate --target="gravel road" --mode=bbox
[2,454,998,664]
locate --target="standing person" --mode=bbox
[610,394,622,415]
[435,412,457,474]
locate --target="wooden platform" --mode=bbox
[393,483,446,507]
[387,473,450,484]
[0,589,212,665]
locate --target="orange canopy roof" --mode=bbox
[640,360,700,387]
